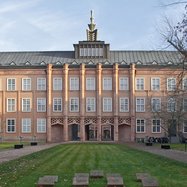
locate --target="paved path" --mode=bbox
[0,143,59,163]
[126,143,187,164]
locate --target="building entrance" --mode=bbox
[85,124,97,141]
[51,124,63,142]
[71,124,80,141]
[102,125,114,141]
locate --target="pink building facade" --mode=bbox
[0,14,186,142]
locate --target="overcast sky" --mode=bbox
[0,0,185,51]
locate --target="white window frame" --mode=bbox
[103,97,112,112]
[119,77,129,90]
[22,118,31,133]
[86,97,96,112]
[37,118,46,133]
[103,77,112,90]
[53,98,62,112]
[22,78,31,91]
[7,98,16,112]
[152,119,161,133]
[37,78,46,90]
[86,77,96,90]
[119,97,129,112]
[70,97,79,112]
[136,98,145,112]
[70,77,79,90]
[136,119,145,133]
[22,98,31,112]
[151,77,160,91]
[6,118,16,133]
[37,98,46,112]
[7,78,16,91]
[167,78,176,91]
[183,98,187,112]
[136,77,144,90]
[167,98,176,112]
[151,98,161,112]
[53,77,62,90]
[183,78,187,90]
[183,119,187,133]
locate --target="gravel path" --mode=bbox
[0,143,59,163]
[126,143,187,164]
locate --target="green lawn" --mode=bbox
[153,143,187,152]
[0,142,29,150]
[170,143,187,151]
[0,143,187,187]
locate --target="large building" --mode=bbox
[0,13,186,142]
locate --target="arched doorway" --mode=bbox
[85,124,97,141]
[102,124,114,141]
[51,124,64,142]
[118,124,131,142]
[69,124,80,141]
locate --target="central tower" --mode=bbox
[74,11,110,59]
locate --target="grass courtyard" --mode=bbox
[0,143,187,187]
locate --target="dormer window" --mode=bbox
[10,61,16,66]
[25,61,31,66]
[72,61,78,65]
[40,61,46,66]
[56,61,62,65]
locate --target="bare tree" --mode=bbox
[147,3,187,143]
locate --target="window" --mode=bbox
[86,97,96,112]
[136,78,144,90]
[70,97,79,112]
[119,77,129,90]
[184,99,187,112]
[37,118,46,133]
[7,78,16,91]
[22,78,31,91]
[37,98,46,112]
[152,119,161,133]
[53,98,62,112]
[183,78,187,90]
[22,98,31,112]
[151,78,160,91]
[7,98,16,112]
[37,78,46,90]
[70,77,79,90]
[167,78,176,91]
[22,118,31,133]
[103,97,112,112]
[53,77,62,90]
[80,48,103,57]
[183,120,187,133]
[167,98,176,112]
[136,119,145,133]
[119,98,129,112]
[103,77,112,90]
[86,77,95,90]
[136,98,145,112]
[6,119,16,133]
[151,98,161,112]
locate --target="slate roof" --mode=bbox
[0,50,183,66]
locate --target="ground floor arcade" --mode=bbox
[48,117,134,142]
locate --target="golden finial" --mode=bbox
[90,10,94,25]
[87,10,97,41]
